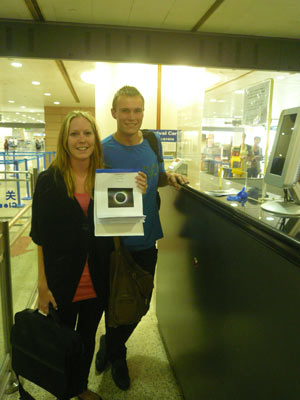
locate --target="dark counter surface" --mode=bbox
[183,173,300,265]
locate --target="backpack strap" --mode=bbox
[141,130,163,163]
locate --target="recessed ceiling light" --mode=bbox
[44,93,51,96]
[32,81,40,85]
[209,99,217,102]
[16,112,20,115]
[11,62,22,68]
[22,114,26,117]
[20,106,26,109]
[8,100,15,103]
[53,101,60,105]
[276,76,286,80]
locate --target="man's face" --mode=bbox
[111,95,144,137]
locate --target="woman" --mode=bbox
[30,111,147,400]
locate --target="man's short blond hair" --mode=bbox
[112,86,144,110]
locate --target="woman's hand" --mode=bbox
[135,171,148,194]
[38,284,57,315]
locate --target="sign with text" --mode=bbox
[152,130,177,153]
[243,80,271,126]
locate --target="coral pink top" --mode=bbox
[72,193,97,302]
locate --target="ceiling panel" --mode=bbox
[0,0,31,19]
[126,0,202,29]
[38,0,134,25]
[38,0,209,29]
[199,0,300,39]
[162,0,213,30]
[0,58,95,114]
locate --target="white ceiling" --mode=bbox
[1,0,300,122]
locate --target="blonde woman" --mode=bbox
[31,111,112,400]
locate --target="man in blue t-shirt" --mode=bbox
[95,85,188,390]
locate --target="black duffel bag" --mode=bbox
[10,305,85,400]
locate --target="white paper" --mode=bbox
[94,170,145,236]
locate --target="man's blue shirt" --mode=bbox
[102,133,165,251]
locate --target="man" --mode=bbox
[96,85,188,390]
[247,136,263,178]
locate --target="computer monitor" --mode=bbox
[262,107,300,216]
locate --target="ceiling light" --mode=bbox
[32,81,40,85]
[44,93,51,96]
[53,101,60,105]
[209,99,217,102]
[235,90,244,94]
[11,62,22,68]
[276,76,286,80]
[16,112,20,115]
[20,106,26,109]
[81,70,96,84]
[8,100,15,103]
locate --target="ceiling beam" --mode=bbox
[55,60,80,103]
[23,0,45,21]
[205,71,255,93]
[2,19,300,72]
[191,0,225,32]
[22,2,81,104]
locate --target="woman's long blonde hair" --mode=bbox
[51,110,104,198]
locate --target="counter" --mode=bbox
[156,176,300,400]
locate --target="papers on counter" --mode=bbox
[94,169,145,236]
[204,188,239,197]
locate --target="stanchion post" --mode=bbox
[14,161,25,208]
[1,221,14,354]
[32,167,38,192]
[22,159,31,200]
[0,222,19,394]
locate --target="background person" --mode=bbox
[30,111,113,400]
[95,85,189,390]
[247,136,263,178]
[4,138,9,152]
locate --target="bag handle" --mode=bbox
[48,303,61,325]
[113,237,121,250]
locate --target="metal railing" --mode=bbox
[0,169,39,398]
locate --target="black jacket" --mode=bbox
[30,167,113,307]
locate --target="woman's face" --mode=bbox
[67,117,95,162]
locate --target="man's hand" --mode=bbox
[166,172,189,190]
[135,171,148,194]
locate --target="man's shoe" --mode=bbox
[95,335,109,374]
[111,358,130,390]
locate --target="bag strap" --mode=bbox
[142,130,163,163]
[113,237,121,250]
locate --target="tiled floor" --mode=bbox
[2,231,184,400]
